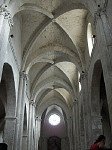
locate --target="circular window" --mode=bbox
[49,114,60,126]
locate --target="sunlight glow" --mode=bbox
[49,114,60,126]
[87,23,93,56]
[78,72,81,92]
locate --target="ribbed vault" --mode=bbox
[10,0,93,117]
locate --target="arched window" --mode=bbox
[78,72,81,92]
[87,23,94,56]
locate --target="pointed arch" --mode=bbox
[0,63,16,149]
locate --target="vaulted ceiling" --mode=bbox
[9,0,95,116]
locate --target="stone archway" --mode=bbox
[91,60,111,147]
[39,105,70,150]
[0,63,16,150]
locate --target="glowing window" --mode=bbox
[49,114,60,126]
[87,23,94,56]
[78,72,81,92]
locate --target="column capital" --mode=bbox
[35,116,41,122]
[72,100,78,110]
[29,100,36,107]
[73,99,78,104]
[79,71,87,82]
[0,6,13,28]
[19,71,28,80]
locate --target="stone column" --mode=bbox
[35,117,38,150]
[72,100,81,150]
[72,101,77,150]
[80,72,91,148]
[28,100,35,150]
[80,103,86,150]
[67,116,74,150]
[3,117,16,150]
[14,71,28,150]
[35,117,41,150]
[22,135,28,150]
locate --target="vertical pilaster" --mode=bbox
[66,114,74,150]
[35,117,41,150]
[80,72,91,148]
[69,116,74,150]
[35,117,38,150]
[72,101,77,150]
[28,100,35,150]
[14,71,28,150]
[22,135,28,150]
[80,104,86,150]
[72,100,81,150]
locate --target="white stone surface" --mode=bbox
[0,0,112,149]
